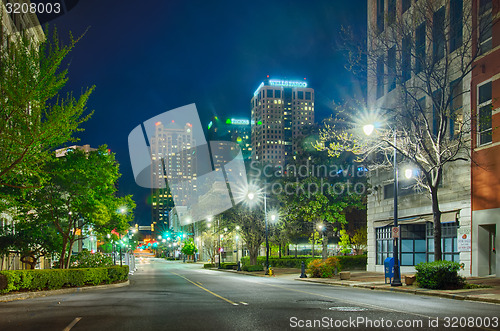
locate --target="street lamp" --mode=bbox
[363,124,402,287]
[247,187,271,275]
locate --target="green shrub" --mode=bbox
[220,263,237,270]
[0,266,129,294]
[415,261,465,289]
[306,257,339,278]
[70,250,114,268]
[107,266,129,283]
[203,263,215,268]
[241,256,311,269]
[242,264,264,272]
[337,255,367,270]
[240,255,366,270]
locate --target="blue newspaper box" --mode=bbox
[384,257,394,284]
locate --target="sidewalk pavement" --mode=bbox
[212,267,500,305]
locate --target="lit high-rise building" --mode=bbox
[150,121,196,228]
[207,116,252,162]
[251,78,314,166]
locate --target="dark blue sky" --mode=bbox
[49,0,367,225]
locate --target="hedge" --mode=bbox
[240,255,367,270]
[220,263,237,270]
[336,255,367,271]
[242,264,264,272]
[0,266,129,294]
[203,263,237,269]
[415,261,465,289]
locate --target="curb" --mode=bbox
[296,278,500,305]
[0,280,130,303]
[206,268,270,278]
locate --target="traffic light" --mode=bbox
[151,223,155,232]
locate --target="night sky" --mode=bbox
[46,0,367,225]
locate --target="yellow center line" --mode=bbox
[169,271,238,306]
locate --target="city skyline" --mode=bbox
[47,0,367,225]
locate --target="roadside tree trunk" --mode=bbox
[322,233,328,260]
[431,187,442,261]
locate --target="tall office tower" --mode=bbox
[251,78,314,167]
[150,121,196,228]
[207,116,252,162]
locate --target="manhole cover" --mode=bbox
[329,306,368,312]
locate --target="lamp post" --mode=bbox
[248,188,271,275]
[363,124,402,287]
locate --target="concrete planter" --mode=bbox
[339,271,351,280]
[405,275,416,285]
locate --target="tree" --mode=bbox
[308,229,323,258]
[278,175,364,260]
[316,0,499,261]
[351,226,367,255]
[269,220,295,258]
[0,26,94,190]
[338,225,351,255]
[0,217,61,269]
[181,238,198,257]
[22,146,135,268]
[222,204,265,265]
[201,231,218,263]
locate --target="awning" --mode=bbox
[373,211,458,227]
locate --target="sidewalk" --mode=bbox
[212,267,500,305]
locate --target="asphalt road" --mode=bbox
[0,259,499,331]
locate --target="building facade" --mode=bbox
[366,0,481,276]
[251,78,314,167]
[470,0,500,277]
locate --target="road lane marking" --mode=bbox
[169,271,239,306]
[240,302,248,305]
[62,317,82,331]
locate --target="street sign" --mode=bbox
[138,226,151,231]
[457,227,471,252]
[392,226,400,238]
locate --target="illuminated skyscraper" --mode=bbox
[150,121,196,228]
[207,116,252,162]
[251,78,314,166]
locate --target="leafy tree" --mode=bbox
[200,231,218,264]
[269,220,294,258]
[21,146,135,268]
[0,26,94,190]
[278,176,364,260]
[351,226,367,255]
[181,238,198,256]
[308,229,323,258]
[0,217,61,269]
[338,225,351,255]
[222,204,264,265]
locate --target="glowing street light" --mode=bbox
[363,124,375,136]
[362,121,402,287]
